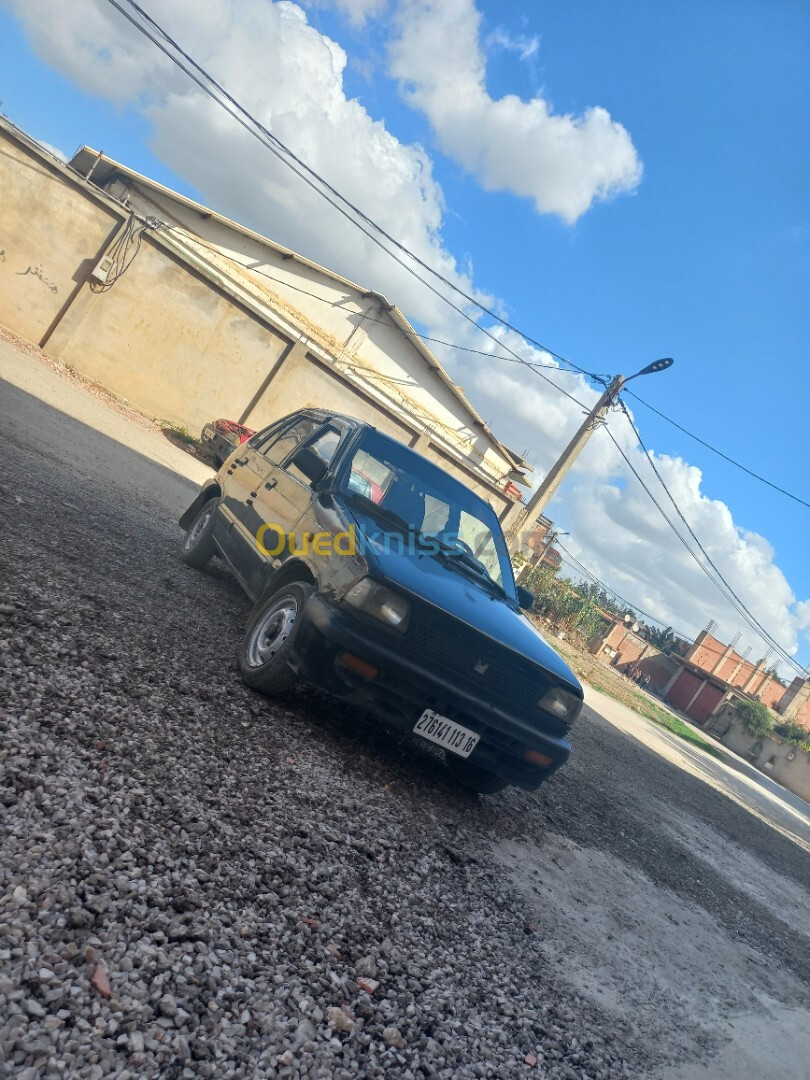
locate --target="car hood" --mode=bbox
[344,503,582,694]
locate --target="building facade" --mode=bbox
[0,117,529,520]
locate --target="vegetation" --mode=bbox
[546,632,723,759]
[159,421,199,447]
[517,563,687,656]
[520,565,610,643]
[773,719,810,749]
[733,698,774,737]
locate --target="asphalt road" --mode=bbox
[1,337,809,1079]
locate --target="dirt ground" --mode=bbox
[1,335,808,1078]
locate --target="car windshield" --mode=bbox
[337,430,516,597]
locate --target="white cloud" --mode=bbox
[4,0,488,333]
[4,0,807,670]
[33,137,67,162]
[303,0,388,27]
[486,26,540,64]
[388,0,642,223]
[446,334,808,670]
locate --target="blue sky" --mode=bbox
[1,0,808,670]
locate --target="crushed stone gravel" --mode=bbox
[1,415,807,1078]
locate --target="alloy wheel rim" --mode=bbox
[247,597,298,667]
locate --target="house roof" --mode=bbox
[67,145,530,480]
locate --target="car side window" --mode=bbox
[249,416,293,452]
[259,416,320,465]
[286,427,341,485]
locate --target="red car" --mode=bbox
[200,418,255,467]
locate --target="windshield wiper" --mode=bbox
[428,538,509,599]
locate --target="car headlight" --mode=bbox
[538,687,581,724]
[343,578,411,632]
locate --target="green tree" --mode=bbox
[733,699,774,737]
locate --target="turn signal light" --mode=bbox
[524,748,554,767]
[337,652,379,680]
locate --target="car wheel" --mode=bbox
[445,752,509,794]
[179,497,219,568]
[238,581,314,696]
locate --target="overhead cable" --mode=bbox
[604,415,801,675]
[103,0,600,382]
[626,389,809,510]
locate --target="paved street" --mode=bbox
[1,338,808,1078]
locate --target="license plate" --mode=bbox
[414,709,480,758]
[203,425,216,438]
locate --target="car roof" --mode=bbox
[301,408,373,433]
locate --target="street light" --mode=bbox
[631,357,674,379]
[508,358,675,554]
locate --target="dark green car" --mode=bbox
[179,409,583,794]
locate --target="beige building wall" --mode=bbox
[716,713,810,804]
[0,136,122,344]
[50,239,292,433]
[109,180,512,485]
[247,349,415,444]
[0,122,523,510]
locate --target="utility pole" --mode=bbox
[516,528,565,584]
[508,359,673,556]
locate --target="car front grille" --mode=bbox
[408,608,553,716]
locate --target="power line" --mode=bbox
[162,226,567,370]
[97,0,809,520]
[105,0,600,383]
[616,397,798,668]
[101,0,603,426]
[92,5,804,666]
[102,0,808,524]
[553,540,695,643]
[605,409,802,675]
[626,388,809,510]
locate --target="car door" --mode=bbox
[229,416,328,595]
[215,416,296,575]
[252,424,343,588]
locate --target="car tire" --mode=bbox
[179,497,219,568]
[238,581,314,696]
[445,752,509,794]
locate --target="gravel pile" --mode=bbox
[2,439,806,1078]
[0,456,645,1079]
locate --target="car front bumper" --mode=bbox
[287,594,572,790]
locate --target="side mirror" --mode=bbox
[516,586,535,611]
[292,446,328,486]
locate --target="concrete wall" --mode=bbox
[713,711,810,804]
[639,653,681,691]
[0,120,519,512]
[247,348,415,443]
[108,177,516,491]
[47,237,293,434]
[590,623,680,692]
[0,136,122,344]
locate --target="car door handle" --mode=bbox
[264,479,277,491]
[234,456,249,466]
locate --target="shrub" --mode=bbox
[733,699,774,737]
[773,719,810,748]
